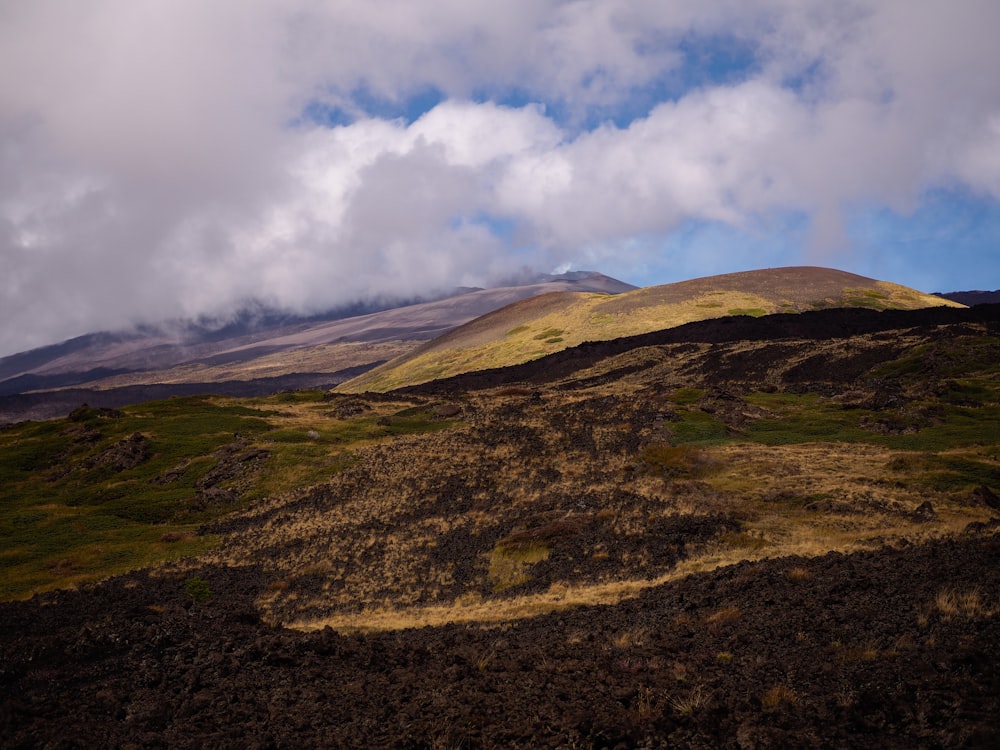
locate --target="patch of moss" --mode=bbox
[667,388,705,406]
[672,411,731,444]
[488,543,550,592]
[533,328,565,340]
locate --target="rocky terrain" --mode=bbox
[1,301,999,747]
[2,536,997,748]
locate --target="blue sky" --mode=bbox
[1,1,999,356]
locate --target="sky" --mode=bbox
[2,1,1000,357]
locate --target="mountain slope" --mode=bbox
[936,289,1000,306]
[0,273,634,424]
[339,266,962,392]
[3,303,998,747]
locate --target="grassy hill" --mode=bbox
[339,266,962,393]
[2,305,994,609]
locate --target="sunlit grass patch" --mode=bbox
[666,388,705,406]
[0,519,216,601]
[640,444,718,478]
[488,543,550,592]
[932,587,995,620]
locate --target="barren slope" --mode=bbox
[0,273,633,395]
[341,266,961,392]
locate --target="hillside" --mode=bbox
[937,289,1000,306]
[340,266,961,393]
[0,272,633,423]
[2,303,998,747]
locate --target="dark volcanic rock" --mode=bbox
[972,485,1000,511]
[405,304,1000,396]
[2,537,998,748]
[83,431,150,472]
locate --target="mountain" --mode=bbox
[0,272,634,422]
[339,266,963,393]
[2,301,998,747]
[936,289,1000,306]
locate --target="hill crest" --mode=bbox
[339,266,962,393]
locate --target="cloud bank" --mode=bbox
[2,1,999,356]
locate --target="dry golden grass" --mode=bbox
[488,544,550,592]
[705,606,742,625]
[165,320,998,635]
[933,588,996,620]
[611,627,652,649]
[668,686,708,717]
[787,566,812,582]
[237,427,994,633]
[761,685,799,711]
[340,269,961,392]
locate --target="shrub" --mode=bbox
[185,576,212,603]
[640,443,714,478]
[761,685,798,711]
[787,566,812,582]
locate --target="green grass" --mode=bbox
[740,388,1000,451]
[886,451,1000,493]
[746,412,871,445]
[871,338,1000,380]
[843,288,892,310]
[0,393,465,600]
[666,388,705,406]
[0,397,279,599]
[671,411,731,444]
[533,328,565,341]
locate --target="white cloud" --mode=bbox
[1,1,1000,357]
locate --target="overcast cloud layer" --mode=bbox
[2,1,1000,356]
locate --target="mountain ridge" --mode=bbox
[340,266,963,393]
[0,272,633,394]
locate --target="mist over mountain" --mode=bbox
[0,271,633,421]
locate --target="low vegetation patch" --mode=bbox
[932,587,995,620]
[488,544,550,592]
[0,392,463,600]
[640,444,716,478]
